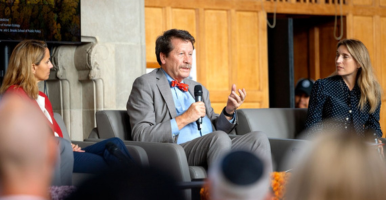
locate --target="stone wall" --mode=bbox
[40,0,146,140]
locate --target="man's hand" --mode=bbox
[225,84,246,117]
[72,143,85,152]
[176,102,206,130]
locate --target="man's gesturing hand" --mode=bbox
[225,84,246,116]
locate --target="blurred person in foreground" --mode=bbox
[0,40,133,178]
[305,39,382,138]
[65,165,184,200]
[207,150,271,200]
[0,94,57,199]
[294,78,314,108]
[285,130,386,200]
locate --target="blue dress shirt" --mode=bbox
[162,70,215,144]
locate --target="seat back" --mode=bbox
[54,113,71,141]
[54,113,99,141]
[236,108,308,139]
[96,110,132,140]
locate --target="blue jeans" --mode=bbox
[73,137,132,174]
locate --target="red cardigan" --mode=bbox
[4,85,63,138]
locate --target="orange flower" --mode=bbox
[271,171,290,200]
[200,180,211,200]
[200,172,290,200]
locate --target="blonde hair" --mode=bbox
[285,131,386,200]
[0,40,47,99]
[337,39,382,113]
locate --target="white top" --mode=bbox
[36,94,59,137]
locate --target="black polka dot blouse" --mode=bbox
[305,75,382,137]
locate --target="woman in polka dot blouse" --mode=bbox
[305,39,382,138]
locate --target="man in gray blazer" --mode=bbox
[127,29,271,169]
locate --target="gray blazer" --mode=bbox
[127,68,236,143]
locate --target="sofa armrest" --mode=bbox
[72,141,149,166]
[269,138,309,171]
[123,141,191,181]
[84,139,191,182]
[85,138,193,199]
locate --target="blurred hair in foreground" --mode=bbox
[285,125,386,200]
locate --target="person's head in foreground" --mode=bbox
[0,94,57,198]
[285,130,386,200]
[208,150,271,200]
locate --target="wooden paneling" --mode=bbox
[203,10,268,111]
[319,26,339,79]
[145,7,165,66]
[309,27,320,81]
[352,0,373,5]
[257,11,269,108]
[351,16,375,67]
[212,102,261,113]
[204,10,229,91]
[380,17,386,137]
[171,9,197,38]
[239,103,261,108]
[381,18,386,92]
[381,0,386,6]
[374,16,382,90]
[145,0,386,17]
[294,28,309,82]
[235,11,260,91]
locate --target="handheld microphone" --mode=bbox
[194,85,203,130]
[106,142,133,166]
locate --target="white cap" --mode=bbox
[208,150,270,200]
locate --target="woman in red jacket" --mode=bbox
[0,40,132,176]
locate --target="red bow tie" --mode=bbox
[171,80,189,92]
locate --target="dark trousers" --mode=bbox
[73,137,132,174]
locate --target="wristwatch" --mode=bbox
[222,107,234,117]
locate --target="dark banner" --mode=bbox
[0,0,80,43]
